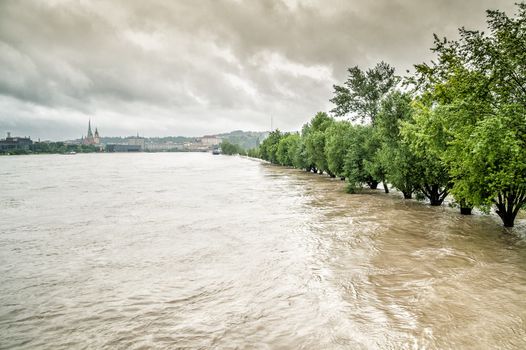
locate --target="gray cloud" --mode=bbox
[0,0,517,140]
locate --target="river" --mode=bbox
[0,153,525,349]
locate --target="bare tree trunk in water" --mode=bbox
[494,188,526,227]
[459,199,472,215]
[422,184,448,206]
[368,181,378,190]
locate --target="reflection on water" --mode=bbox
[0,153,525,349]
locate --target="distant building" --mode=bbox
[94,128,100,144]
[82,119,101,145]
[127,133,145,150]
[0,132,33,152]
[106,144,142,152]
[145,143,182,152]
[201,135,221,147]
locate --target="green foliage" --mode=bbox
[343,125,382,190]
[410,2,526,225]
[30,142,100,154]
[325,121,353,178]
[331,61,399,123]
[244,3,526,228]
[401,102,450,205]
[375,91,421,198]
[259,130,283,164]
[220,140,245,155]
[303,112,334,174]
[291,137,310,171]
[247,147,260,158]
[276,133,301,166]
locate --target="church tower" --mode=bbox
[87,119,93,137]
[83,119,95,145]
[94,128,100,144]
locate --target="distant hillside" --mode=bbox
[217,130,268,150]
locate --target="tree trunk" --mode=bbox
[402,191,412,199]
[368,181,378,190]
[383,181,389,193]
[340,177,345,181]
[494,189,526,228]
[460,207,472,215]
[422,184,448,206]
[459,199,472,215]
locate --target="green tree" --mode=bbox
[291,136,311,171]
[259,130,283,164]
[331,61,399,124]
[247,147,260,158]
[375,91,421,199]
[220,140,243,155]
[325,120,353,179]
[401,102,451,205]
[344,125,383,192]
[276,133,298,166]
[303,112,334,175]
[412,3,526,225]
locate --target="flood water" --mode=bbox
[1,153,525,349]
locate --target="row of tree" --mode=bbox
[0,142,101,155]
[220,140,246,155]
[249,4,526,228]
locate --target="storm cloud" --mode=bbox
[0,0,517,140]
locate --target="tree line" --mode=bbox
[0,142,101,155]
[244,4,526,228]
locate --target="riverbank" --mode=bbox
[251,156,526,234]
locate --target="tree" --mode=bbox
[412,3,526,225]
[447,104,526,226]
[401,102,451,205]
[331,62,398,190]
[220,140,243,155]
[303,112,334,175]
[325,120,353,179]
[291,136,311,171]
[276,133,298,166]
[343,125,383,191]
[375,91,421,199]
[331,61,399,124]
[259,130,283,164]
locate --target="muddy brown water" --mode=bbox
[0,153,525,349]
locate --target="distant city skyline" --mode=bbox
[0,0,518,140]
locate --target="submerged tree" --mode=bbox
[303,112,334,175]
[401,103,451,205]
[276,133,301,166]
[259,130,283,164]
[375,91,421,199]
[343,125,383,191]
[412,3,526,225]
[325,120,353,179]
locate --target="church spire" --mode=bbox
[87,119,93,138]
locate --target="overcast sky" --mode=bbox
[0,0,517,140]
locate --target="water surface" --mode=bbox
[1,153,525,349]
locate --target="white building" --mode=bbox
[200,135,221,147]
[127,135,145,150]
